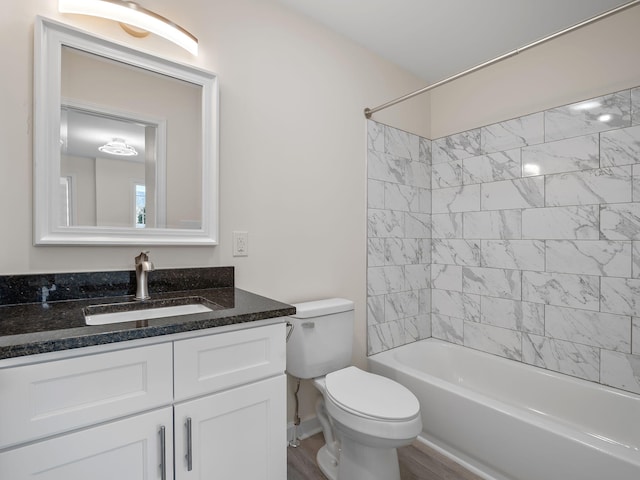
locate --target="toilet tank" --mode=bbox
[286,298,354,379]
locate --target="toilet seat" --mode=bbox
[325,366,420,421]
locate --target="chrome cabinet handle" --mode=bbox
[159,425,166,480]
[186,417,193,471]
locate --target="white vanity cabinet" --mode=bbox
[172,324,287,480]
[0,322,286,480]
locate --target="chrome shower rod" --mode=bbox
[364,0,640,119]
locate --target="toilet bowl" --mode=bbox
[286,299,422,480]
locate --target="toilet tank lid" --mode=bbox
[290,298,354,319]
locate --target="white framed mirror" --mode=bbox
[34,17,218,245]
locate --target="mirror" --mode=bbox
[34,17,218,245]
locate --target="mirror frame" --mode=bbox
[34,17,219,245]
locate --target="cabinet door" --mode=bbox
[0,407,174,480]
[174,375,286,480]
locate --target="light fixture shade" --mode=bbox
[58,0,198,55]
[99,138,138,156]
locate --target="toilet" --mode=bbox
[286,298,422,480]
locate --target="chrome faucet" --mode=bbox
[134,251,155,300]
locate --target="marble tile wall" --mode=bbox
[367,121,432,354]
[430,86,640,395]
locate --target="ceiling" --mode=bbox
[274,0,632,83]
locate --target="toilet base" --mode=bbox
[316,444,338,480]
[338,438,401,480]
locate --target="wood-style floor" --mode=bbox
[287,433,483,480]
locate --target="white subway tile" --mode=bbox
[432,184,480,213]
[368,209,404,238]
[368,238,385,267]
[480,296,544,334]
[545,91,631,142]
[545,305,631,352]
[600,202,640,240]
[432,129,481,164]
[405,264,431,290]
[480,240,545,270]
[367,120,385,153]
[522,205,599,240]
[633,242,640,278]
[431,213,463,238]
[385,238,427,265]
[432,160,463,188]
[405,315,431,341]
[419,137,432,164]
[432,289,481,322]
[522,334,600,382]
[368,320,405,355]
[481,177,545,210]
[633,165,640,202]
[521,134,599,176]
[368,179,385,209]
[481,112,544,153]
[386,126,419,161]
[367,295,385,326]
[600,125,640,167]
[405,212,431,238]
[367,266,404,295]
[406,160,431,188]
[463,210,521,239]
[632,87,640,126]
[464,321,522,361]
[418,188,431,214]
[431,313,464,344]
[463,149,521,185]
[522,271,600,311]
[600,277,640,316]
[385,183,420,212]
[431,264,462,291]
[462,266,521,300]
[432,239,481,266]
[600,350,640,395]
[545,166,632,207]
[368,149,406,183]
[385,291,419,321]
[545,240,632,277]
[419,288,431,315]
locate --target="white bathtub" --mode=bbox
[368,338,640,480]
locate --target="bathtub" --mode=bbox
[368,338,640,480]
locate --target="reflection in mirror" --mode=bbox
[60,103,163,229]
[34,17,218,245]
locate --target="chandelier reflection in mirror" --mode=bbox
[99,138,139,156]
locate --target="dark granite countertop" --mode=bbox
[0,267,295,360]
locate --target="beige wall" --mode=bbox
[429,4,640,139]
[0,0,428,425]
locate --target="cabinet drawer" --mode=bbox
[0,342,173,449]
[174,323,285,400]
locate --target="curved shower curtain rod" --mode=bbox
[364,0,640,119]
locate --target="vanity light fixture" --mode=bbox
[58,0,198,55]
[99,138,138,156]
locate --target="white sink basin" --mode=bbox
[85,301,215,326]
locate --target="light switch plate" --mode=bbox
[232,231,248,256]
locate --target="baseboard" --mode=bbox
[287,416,322,445]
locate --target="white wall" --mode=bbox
[0,0,428,425]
